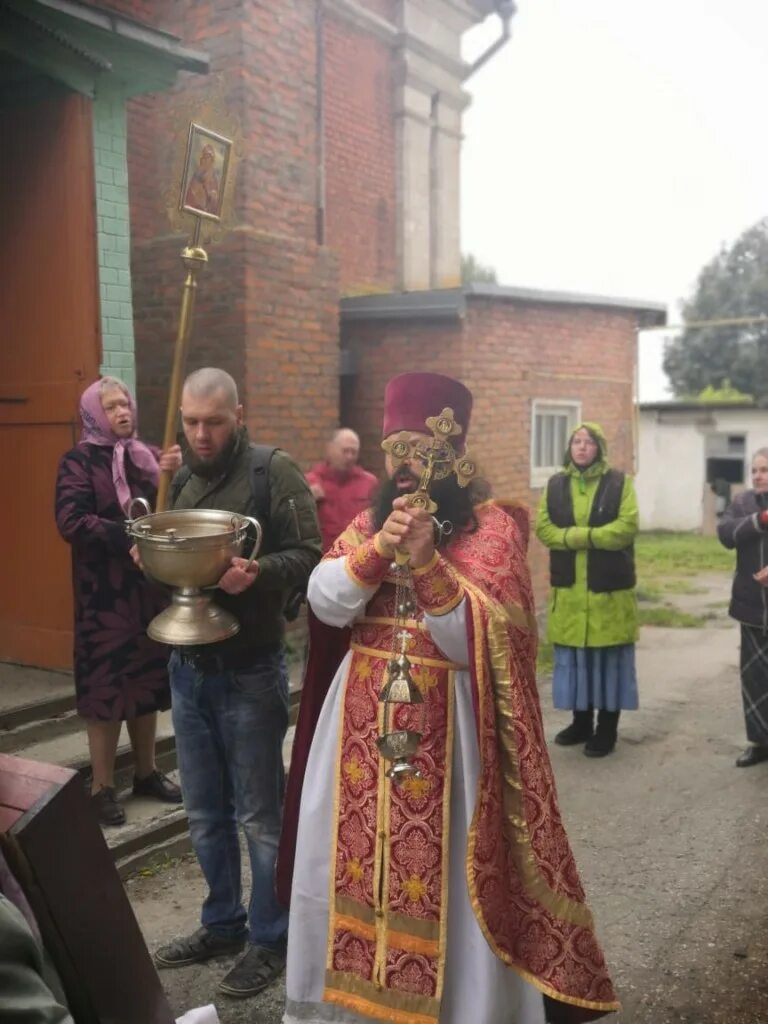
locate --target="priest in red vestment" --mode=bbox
[279,373,619,1024]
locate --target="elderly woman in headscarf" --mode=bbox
[535,422,640,757]
[718,446,768,767]
[55,377,183,826]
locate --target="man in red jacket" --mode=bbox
[306,428,377,552]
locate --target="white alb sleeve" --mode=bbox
[307,557,376,628]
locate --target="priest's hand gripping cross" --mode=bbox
[381,406,477,565]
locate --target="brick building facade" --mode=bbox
[340,286,663,598]
[95,0,503,464]
[0,0,664,672]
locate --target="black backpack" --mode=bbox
[171,444,306,620]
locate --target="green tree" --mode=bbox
[663,217,768,399]
[461,252,498,284]
[693,381,752,404]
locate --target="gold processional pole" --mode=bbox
[155,219,207,511]
[376,410,477,783]
[155,122,234,511]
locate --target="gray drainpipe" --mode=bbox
[464,1,517,81]
[315,0,326,245]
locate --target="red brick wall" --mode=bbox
[341,320,465,475]
[120,0,340,467]
[323,9,397,294]
[109,0,399,292]
[242,232,340,468]
[342,297,639,606]
[461,298,636,602]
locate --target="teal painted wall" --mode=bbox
[93,90,136,393]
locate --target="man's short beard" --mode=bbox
[372,468,485,538]
[186,430,239,479]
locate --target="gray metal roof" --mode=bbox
[9,0,209,86]
[340,285,667,325]
[639,401,758,413]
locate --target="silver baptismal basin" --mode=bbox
[127,506,262,646]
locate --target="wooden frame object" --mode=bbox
[0,754,174,1024]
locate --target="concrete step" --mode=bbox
[0,692,75,733]
[0,701,79,754]
[0,662,73,713]
[106,787,189,879]
[13,709,184,876]
[0,664,77,754]
[18,710,176,775]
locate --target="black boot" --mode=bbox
[584,710,620,757]
[554,710,594,746]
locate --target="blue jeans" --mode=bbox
[169,648,289,947]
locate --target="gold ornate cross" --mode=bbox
[376,406,477,783]
[381,406,477,563]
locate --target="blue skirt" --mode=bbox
[552,644,638,711]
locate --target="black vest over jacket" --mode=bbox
[546,469,636,593]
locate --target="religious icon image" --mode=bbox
[179,123,232,222]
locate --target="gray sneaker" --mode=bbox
[154,926,245,968]
[218,943,286,998]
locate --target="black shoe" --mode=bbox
[90,786,126,827]
[219,943,287,999]
[133,769,183,803]
[584,735,616,757]
[554,710,594,746]
[584,710,619,757]
[154,926,245,968]
[736,745,768,767]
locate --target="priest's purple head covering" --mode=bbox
[382,372,473,451]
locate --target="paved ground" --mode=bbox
[0,661,71,711]
[126,572,768,1023]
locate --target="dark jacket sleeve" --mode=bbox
[253,451,322,591]
[54,452,130,555]
[718,492,761,550]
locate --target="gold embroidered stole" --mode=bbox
[324,587,457,1024]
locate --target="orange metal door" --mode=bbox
[0,91,101,669]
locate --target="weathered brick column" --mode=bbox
[122,1,341,458]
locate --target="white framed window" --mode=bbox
[530,400,582,488]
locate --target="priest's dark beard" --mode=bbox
[372,468,486,538]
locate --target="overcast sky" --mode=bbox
[461,0,768,400]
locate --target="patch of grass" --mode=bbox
[656,578,707,595]
[638,605,707,628]
[637,578,706,602]
[635,531,733,578]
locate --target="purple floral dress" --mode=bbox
[55,444,171,721]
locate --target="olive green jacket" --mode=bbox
[0,895,74,1024]
[173,427,322,653]
[535,422,639,648]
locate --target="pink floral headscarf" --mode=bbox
[79,378,159,514]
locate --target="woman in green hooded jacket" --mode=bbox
[535,422,639,756]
